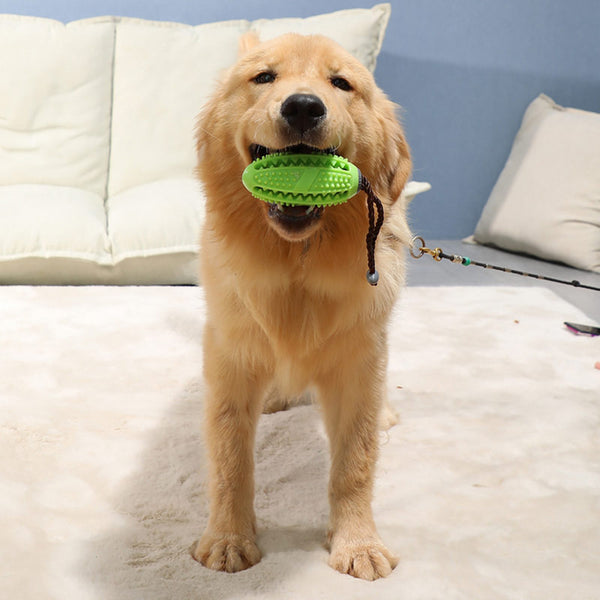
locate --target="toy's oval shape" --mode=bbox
[242,153,361,207]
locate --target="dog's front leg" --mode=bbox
[317,352,398,581]
[192,329,265,573]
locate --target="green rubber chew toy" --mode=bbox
[242,152,361,207]
[241,151,384,287]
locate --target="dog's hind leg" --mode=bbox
[379,388,399,430]
[262,383,313,414]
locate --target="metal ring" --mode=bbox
[409,236,426,259]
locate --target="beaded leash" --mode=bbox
[410,236,600,292]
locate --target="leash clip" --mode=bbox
[410,236,442,261]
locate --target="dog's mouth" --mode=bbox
[249,143,336,236]
[249,142,336,161]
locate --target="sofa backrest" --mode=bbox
[0,6,391,201]
[0,5,416,285]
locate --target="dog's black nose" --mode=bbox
[280,94,326,134]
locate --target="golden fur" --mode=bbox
[191,33,412,581]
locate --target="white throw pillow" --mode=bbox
[473,94,600,273]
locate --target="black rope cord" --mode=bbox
[360,175,385,286]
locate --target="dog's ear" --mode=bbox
[378,101,412,204]
[196,34,260,168]
[238,32,260,57]
[389,124,412,204]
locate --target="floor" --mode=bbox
[3,284,597,599]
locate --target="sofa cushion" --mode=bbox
[0,181,202,285]
[108,178,203,263]
[0,185,108,262]
[473,94,600,273]
[251,6,389,72]
[0,15,114,198]
[107,19,245,198]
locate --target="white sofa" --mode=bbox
[0,4,429,285]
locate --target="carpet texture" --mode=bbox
[1,285,598,599]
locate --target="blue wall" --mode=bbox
[2,0,599,238]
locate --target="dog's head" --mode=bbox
[197,33,411,243]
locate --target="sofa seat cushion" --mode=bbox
[0,180,205,285]
[0,185,109,263]
[108,178,204,263]
[0,185,110,284]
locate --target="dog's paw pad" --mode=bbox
[329,540,398,581]
[191,533,261,573]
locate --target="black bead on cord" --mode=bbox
[360,175,385,286]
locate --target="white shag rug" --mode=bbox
[1,285,598,600]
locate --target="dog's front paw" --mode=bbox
[191,532,261,573]
[328,534,398,581]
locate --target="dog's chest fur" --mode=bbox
[234,279,374,393]
[241,278,367,353]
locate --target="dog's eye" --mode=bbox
[331,76,353,92]
[253,71,276,84]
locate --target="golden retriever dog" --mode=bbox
[192,32,412,581]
